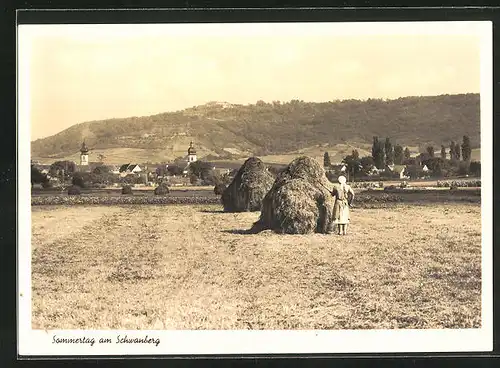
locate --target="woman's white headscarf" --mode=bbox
[338,175,347,191]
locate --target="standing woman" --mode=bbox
[332,175,355,235]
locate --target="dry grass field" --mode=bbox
[31,203,481,330]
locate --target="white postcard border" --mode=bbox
[17,20,493,356]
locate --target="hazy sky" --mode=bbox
[20,23,484,140]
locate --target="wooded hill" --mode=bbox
[31,93,480,162]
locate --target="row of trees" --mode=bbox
[323,134,478,181]
[370,135,472,168]
[31,165,50,187]
[371,137,412,167]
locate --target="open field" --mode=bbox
[471,148,481,161]
[31,202,481,330]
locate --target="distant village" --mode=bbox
[30,141,245,188]
[31,135,480,190]
[322,135,480,184]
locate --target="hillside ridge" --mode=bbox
[31,94,480,164]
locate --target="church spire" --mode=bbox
[187,141,197,163]
[188,141,196,155]
[80,140,89,154]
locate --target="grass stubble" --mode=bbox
[31,203,481,330]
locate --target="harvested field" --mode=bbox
[31,202,481,330]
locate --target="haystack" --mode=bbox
[154,182,170,195]
[121,185,133,195]
[251,156,336,234]
[221,157,274,212]
[67,185,81,196]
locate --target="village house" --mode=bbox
[119,163,142,177]
[32,163,58,183]
[325,163,348,177]
[387,164,408,179]
[368,166,384,176]
[36,164,52,176]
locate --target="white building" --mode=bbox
[119,164,142,177]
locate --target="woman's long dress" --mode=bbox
[333,184,353,225]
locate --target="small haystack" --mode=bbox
[221,157,274,212]
[251,156,336,234]
[67,185,81,196]
[122,185,133,195]
[154,182,170,195]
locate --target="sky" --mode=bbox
[19,22,485,140]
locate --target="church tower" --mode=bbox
[187,141,197,163]
[80,140,89,166]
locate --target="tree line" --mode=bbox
[323,134,479,180]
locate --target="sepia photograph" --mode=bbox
[17,20,492,355]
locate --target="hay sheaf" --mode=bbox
[154,183,170,195]
[122,185,133,195]
[252,156,335,234]
[221,157,274,212]
[67,185,82,196]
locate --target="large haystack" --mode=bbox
[251,156,336,234]
[221,157,274,212]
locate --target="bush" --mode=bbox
[120,174,136,185]
[379,170,401,180]
[67,185,81,196]
[457,161,470,176]
[469,161,481,177]
[42,181,53,189]
[122,185,133,195]
[154,183,170,195]
[399,181,408,189]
